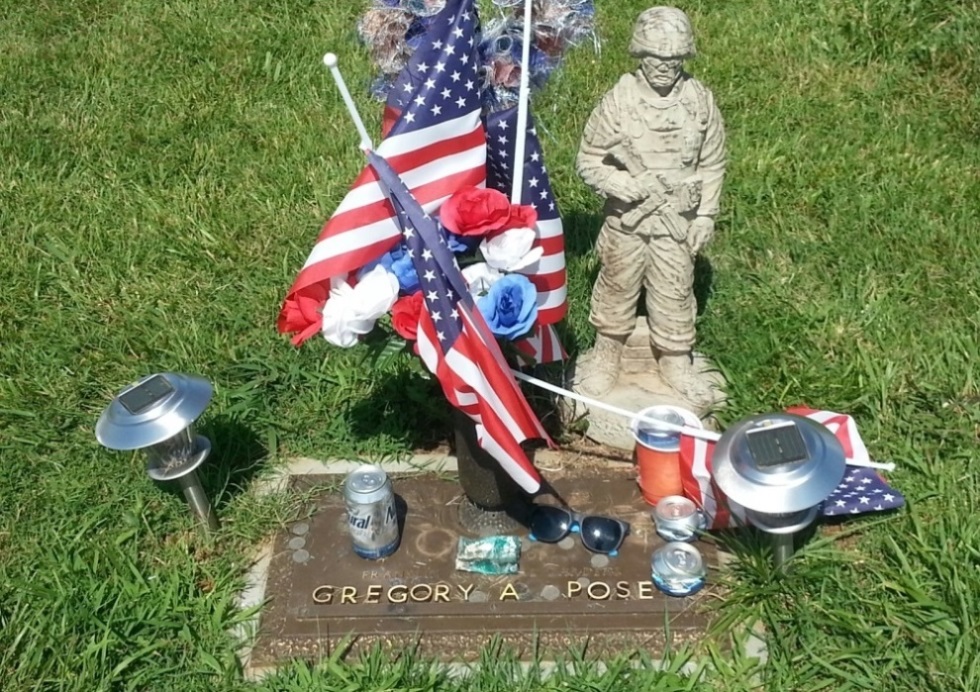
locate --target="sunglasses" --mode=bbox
[528,506,631,556]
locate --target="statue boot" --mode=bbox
[576,333,625,397]
[658,351,716,410]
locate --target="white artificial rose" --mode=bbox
[320,280,359,347]
[320,265,399,347]
[351,264,400,320]
[480,227,544,273]
[461,262,502,299]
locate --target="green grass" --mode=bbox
[2,0,980,688]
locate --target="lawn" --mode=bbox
[2,0,979,689]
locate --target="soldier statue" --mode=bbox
[574,6,726,411]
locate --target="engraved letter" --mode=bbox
[587,581,611,600]
[410,583,433,602]
[388,585,409,603]
[499,583,519,601]
[364,584,383,604]
[312,585,334,604]
[457,584,475,600]
[616,581,631,599]
[433,584,451,602]
[637,581,655,599]
[567,580,583,598]
[340,586,358,604]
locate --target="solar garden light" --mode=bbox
[96,373,219,533]
[711,413,846,569]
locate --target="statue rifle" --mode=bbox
[609,146,687,241]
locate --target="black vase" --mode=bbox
[452,409,530,532]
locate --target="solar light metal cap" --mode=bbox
[96,373,213,451]
[712,412,846,517]
[96,373,219,533]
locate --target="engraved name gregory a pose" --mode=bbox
[311,581,660,604]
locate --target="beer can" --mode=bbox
[344,464,400,559]
[653,495,706,542]
[651,542,706,597]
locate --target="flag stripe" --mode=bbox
[536,288,568,311]
[523,269,566,290]
[534,218,564,239]
[334,129,486,215]
[378,111,485,159]
[514,323,566,364]
[519,251,566,274]
[302,164,484,271]
[477,421,541,493]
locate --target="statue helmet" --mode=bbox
[629,7,696,59]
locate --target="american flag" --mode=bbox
[279,0,486,344]
[821,467,904,517]
[366,149,552,494]
[485,107,567,363]
[680,408,905,529]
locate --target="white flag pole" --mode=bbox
[509,0,534,204]
[510,369,898,471]
[322,53,374,152]
[510,369,721,442]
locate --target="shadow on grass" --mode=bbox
[695,253,714,316]
[562,209,603,260]
[346,368,454,453]
[153,414,270,509]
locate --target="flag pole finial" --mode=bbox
[322,52,374,152]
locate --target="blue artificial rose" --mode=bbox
[389,252,420,294]
[445,230,478,255]
[356,242,402,278]
[476,274,538,339]
[358,244,419,293]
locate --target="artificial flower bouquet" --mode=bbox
[307,186,544,354]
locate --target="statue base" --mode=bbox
[566,324,725,450]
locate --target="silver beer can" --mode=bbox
[651,542,706,597]
[344,464,400,559]
[653,495,706,542]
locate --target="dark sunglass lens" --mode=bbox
[580,517,627,553]
[530,506,572,543]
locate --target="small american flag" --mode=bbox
[821,467,904,516]
[279,0,486,345]
[485,106,567,364]
[366,149,552,494]
[680,408,905,529]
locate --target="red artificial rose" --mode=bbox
[509,202,538,230]
[391,291,424,341]
[440,187,538,237]
[278,283,328,346]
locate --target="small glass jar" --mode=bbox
[653,495,706,542]
[651,542,706,597]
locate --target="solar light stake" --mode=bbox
[771,533,794,568]
[96,373,220,533]
[712,413,846,571]
[178,469,218,530]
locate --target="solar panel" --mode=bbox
[745,421,809,468]
[119,375,174,414]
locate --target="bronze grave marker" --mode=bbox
[249,467,718,667]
